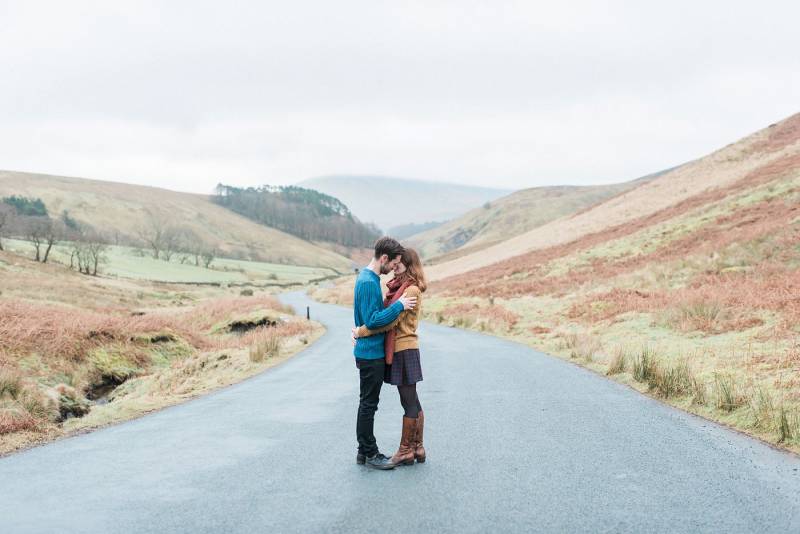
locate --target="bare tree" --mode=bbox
[41,219,65,263]
[0,204,12,251]
[160,226,183,262]
[176,227,206,266]
[22,216,50,261]
[70,239,89,273]
[85,238,108,276]
[137,211,173,260]
[68,228,107,275]
[201,246,218,268]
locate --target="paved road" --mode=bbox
[1,292,799,533]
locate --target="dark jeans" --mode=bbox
[356,357,385,457]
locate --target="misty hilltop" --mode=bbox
[298,175,512,232]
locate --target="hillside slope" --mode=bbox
[0,171,351,270]
[420,111,800,453]
[0,247,322,455]
[408,178,655,260]
[298,175,512,231]
[427,114,800,281]
[311,112,800,454]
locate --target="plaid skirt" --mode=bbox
[385,348,423,385]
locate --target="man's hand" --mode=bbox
[351,327,358,346]
[399,295,417,310]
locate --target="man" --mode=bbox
[353,236,416,469]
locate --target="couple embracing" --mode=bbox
[352,237,427,470]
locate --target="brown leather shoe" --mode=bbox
[414,410,426,463]
[390,417,417,466]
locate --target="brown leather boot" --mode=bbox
[390,417,417,466]
[414,410,426,463]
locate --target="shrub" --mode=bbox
[649,359,692,398]
[0,409,38,434]
[606,346,629,375]
[0,369,22,399]
[569,335,601,362]
[749,385,775,429]
[249,330,282,363]
[677,301,724,331]
[690,376,708,405]
[714,373,747,412]
[777,405,798,443]
[20,388,57,421]
[632,345,658,383]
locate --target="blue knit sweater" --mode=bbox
[353,268,404,359]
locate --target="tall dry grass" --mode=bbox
[600,342,800,447]
[0,293,309,438]
[558,332,602,362]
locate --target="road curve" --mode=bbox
[1,292,799,533]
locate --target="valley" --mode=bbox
[312,112,800,454]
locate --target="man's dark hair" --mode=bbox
[373,236,404,260]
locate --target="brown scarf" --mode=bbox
[383,275,412,365]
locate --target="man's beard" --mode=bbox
[380,263,393,275]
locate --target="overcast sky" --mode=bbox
[1,0,798,193]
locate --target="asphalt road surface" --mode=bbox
[1,292,799,533]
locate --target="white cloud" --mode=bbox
[0,0,798,192]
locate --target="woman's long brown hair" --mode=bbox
[399,247,427,292]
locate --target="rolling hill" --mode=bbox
[0,171,352,270]
[407,176,660,261]
[423,111,800,453]
[427,113,800,281]
[310,111,800,454]
[298,175,512,231]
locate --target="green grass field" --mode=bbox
[3,239,340,285]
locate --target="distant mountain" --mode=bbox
[409,173,663,261]
[298,175,512,232]
[428,112,800,281]
[388,220,447,240]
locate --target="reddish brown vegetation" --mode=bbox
[529,325,551,335]
[749,113,800,154]
[0,301,197,366]
[435,153,800,300]
[567,261,800,334]
[0,411,37,434]
[0,295,288,365]
[0,294,308,436]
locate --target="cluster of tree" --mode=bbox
[136,211,218,267]
[68,227,108,276]
[0,196,109,275]
[212,184,380,247]
[0,203,12,252]
[0,198,222,274]
[2,195,48,216]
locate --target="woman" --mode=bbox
[352,247,427,466]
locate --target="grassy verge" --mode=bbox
[409,170,800,454]
[0,248,323,456]
[311,275,800,455]
[420,293,800,455]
